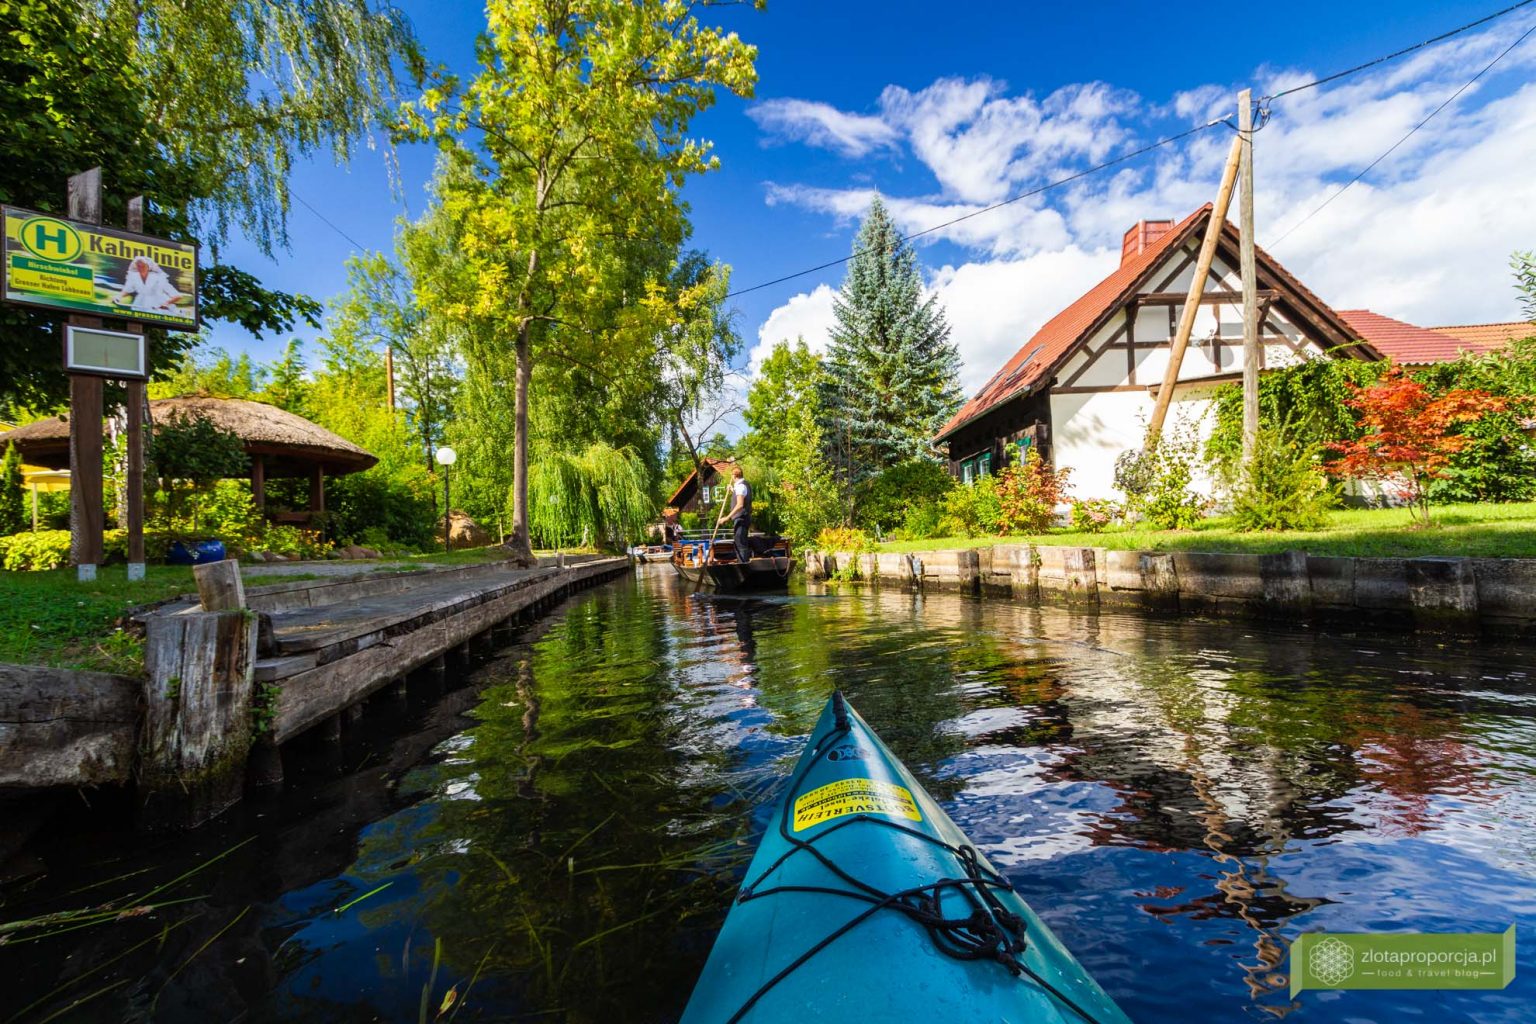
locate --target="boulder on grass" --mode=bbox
[441,511,492,549]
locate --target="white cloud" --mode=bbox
[747,98,900,157]
[748,15,1536,401]
[932,248,1117,395]
[747,283,839,377]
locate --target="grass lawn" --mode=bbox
[0,545,617,674]
[874,501,1536,559]
[0,565,200,674]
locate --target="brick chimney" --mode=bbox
[1121,219,1173,266]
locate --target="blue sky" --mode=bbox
[215,0,1536,404]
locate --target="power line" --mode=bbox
[1267,20,1536,250]
[1267,0,1535,100]
[291,189,371,252]
[724,120,1227,299]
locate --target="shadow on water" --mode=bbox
[4,566,1536,1022]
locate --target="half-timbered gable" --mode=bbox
[936,204,1378,498]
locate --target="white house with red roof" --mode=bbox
[934,204,1380,498]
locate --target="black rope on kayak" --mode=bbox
[722,714,1108,1024]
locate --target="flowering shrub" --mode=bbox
[995,449,1070,534]
[1070,499,1120,533]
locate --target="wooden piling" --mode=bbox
[139,608,258,830]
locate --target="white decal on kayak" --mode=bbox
[792,777,922,831]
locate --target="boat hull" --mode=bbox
[672,556,793,591]
[681,694,1131,1024]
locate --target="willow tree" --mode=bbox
[1,0,420,412]
[401,0,758,564]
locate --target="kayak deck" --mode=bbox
[682,693,1130,1024]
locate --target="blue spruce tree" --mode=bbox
[821,197,962,488]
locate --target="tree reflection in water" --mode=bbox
[6,569,1535,1023]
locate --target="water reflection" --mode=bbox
[4,568,1535,1022]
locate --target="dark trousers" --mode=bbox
[732,517,750,561]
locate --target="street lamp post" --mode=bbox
[435,446,457,553]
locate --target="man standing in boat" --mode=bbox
[716,466,752,563]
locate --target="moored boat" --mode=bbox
[670,534,792,591]
[681,693,1131,1024]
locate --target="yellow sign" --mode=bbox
[792,777,922,831]
[1,205,198,331]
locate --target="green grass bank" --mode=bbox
[875,502,1536,559]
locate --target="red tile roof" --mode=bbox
[1427,321,1534,351]
[935,205,1211,441]
[1337,310,1502,365]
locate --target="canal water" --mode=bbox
[4,568,1535,1022]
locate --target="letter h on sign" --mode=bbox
[31,222,70,257]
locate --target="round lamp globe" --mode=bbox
[435,446,457,467]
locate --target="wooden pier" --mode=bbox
[0,554,631,828]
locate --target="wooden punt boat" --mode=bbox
[671,534,793,591]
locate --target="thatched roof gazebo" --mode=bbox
[0,396,377,523]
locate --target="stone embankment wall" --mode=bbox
[806,544,1536,631]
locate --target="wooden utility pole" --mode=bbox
[1239,88,1260,467]
[124,196,147,580]
[385,345,396,411]
[67,168,105,581]
[1145,134,1243,441]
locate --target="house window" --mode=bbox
[961,459,975,485]
[978,452,993,478]
[699,484,712,506]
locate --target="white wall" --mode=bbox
[1049,246,1338,501]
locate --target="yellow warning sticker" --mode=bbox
[792,777,922,831]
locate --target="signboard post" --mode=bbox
[1,172,199,581]
[66,169,105,582]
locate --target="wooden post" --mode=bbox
[251,456,266,514]
[310,464,325,516]
[67,169,105,580]
[194,558,246,611]
[1145,134,1243,442]
[140,607,258,829]
[1239,88,1261,468]
[124,196,147,580]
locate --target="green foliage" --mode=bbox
[400,0,758,558]
[148,413,250,532]
[938,476,1003,538]
[0,443,24,535]
[0,529,70,571]
[0,0,414,411]
[1514,251,1536,322]
[1206,358,1384,480]
[260,525,328,560]
[527,443,655,549]
[821,197,962,482]
[741,339,827,467]
[854,459,955,533]
[1411,351,1536,503]
[199,265,323,340]
[1118,424,1204,530]
[776,414,843,545]
[896,501,944,541]
[1230,430,1338,532]
[1070,499,1121,534]
[332,247,459,474]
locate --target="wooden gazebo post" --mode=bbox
[310,463,325,519]
[251,456,266,515]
